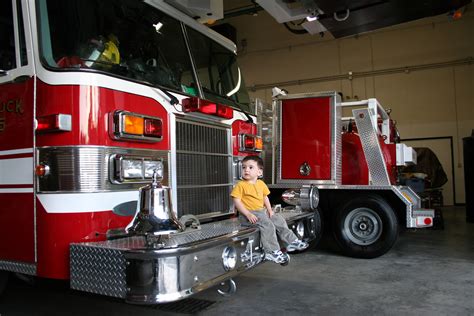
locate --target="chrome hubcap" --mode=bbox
[343,207,382,246]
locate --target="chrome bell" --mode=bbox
[126,169,184,235]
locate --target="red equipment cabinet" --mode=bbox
[280,96,333,181]
[277,92,341,185]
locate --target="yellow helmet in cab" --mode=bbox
[84,34,120,68]
[98,39,120,65]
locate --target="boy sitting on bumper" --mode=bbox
[231,155,308,264]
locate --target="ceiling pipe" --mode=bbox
[247,57,473,91]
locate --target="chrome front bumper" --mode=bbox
[70,218,263,304]
[70,211,317,304]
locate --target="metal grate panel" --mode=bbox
[177,154,229,186]
[176,121,228,154]
[152,298,215,314]
[0,260,36,275]
[70,245,127,298]
[353,108,390,186]
[177,186,231,216]
[72,219,248,251]
[176,120,232,217]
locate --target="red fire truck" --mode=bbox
[0,0,318,303]
[264,90,435,259]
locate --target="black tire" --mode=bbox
[333,195,398,259]
[0,270,9,295]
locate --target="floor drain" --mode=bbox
[154,298,215,314]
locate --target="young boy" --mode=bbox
[231,155,308,264]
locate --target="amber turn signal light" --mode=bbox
[35,164,50,177]
[123,115,144,135]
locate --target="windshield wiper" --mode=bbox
[161,88,179,106]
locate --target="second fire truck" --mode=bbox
[264,89,434,259]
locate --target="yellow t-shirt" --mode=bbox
[231,179,270,211]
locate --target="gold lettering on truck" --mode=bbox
[0,98,23,132]
[15,99,23,114]
[0,99,22,113]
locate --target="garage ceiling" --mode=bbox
[224,0,472,38]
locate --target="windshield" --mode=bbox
[38,0,249,112]
[186,27,251,112]
[37,0,251,112]
[37,0,197,94]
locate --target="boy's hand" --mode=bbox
[267,208,274,218]
[233,198,258,224]
[246,212,258,224]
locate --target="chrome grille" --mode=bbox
[177,154,229,186]
[176,121,228,154]
[176,120,232,217]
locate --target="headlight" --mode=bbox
[144,160,163,178]
[122,159,143,179]
[110,154,164,183]
[296,221,305,238]
[222,246,237,271]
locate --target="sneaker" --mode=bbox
[286,239,309,252]
[265,250,290,264]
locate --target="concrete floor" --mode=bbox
[1,206,473,315]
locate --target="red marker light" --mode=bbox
[217,104,233,119]
[36,114,72,133]
[244,135,255,149]
[144,118,162,138]
[424,217,432,226]
[182,97,233,119]
[37,115,57,131]
[199,102,218,115]
[182,97,200,112]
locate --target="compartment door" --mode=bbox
[280,96,333,181]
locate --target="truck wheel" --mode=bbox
[333,195,398,258]
[0,271,9,295]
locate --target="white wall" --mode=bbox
[225,7,474,204]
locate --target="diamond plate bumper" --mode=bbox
[70,212,315,304]
[70,218,262,303]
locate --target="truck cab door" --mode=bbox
[0,0,36,265]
